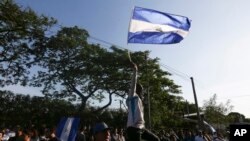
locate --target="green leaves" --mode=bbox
[0,0,56,87]
[203,94,234,128]
[0,1,185,128]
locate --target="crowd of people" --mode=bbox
[0,60,229,141]
[90,122,228,141]
[0,124,228,141]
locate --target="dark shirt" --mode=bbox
[75,132,86,141]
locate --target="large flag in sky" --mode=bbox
[56,117,80,141]
[128,7,191,44]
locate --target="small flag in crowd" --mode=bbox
[203,120,216,134]
[128,7,191,44]
[56,117,80,141]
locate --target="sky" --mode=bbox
[8,0,250,118]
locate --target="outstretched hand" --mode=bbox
[127,51,138,70]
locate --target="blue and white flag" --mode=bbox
[128,7,191,44]
[56,117,80,141]
[203,120,216,134]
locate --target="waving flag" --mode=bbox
[56,117,80,141]
[203,120,216,134]
[128,7,191,44]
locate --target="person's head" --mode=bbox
[198,130,203,136]
[118,129,123,136]
[169,134,177,141]
[17,127,23,136]
[93,122,110,141]
[49,127,57,139]
[0,131,4,141]
[186,131,192,137]
[136,83,144,99]
[112,128,118,134]
[23,130,31,141]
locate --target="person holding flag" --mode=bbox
[126,5,191,141]
[126,57,159,141]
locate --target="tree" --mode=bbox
[1,1,183,128]
[203,94,233,129]
[30,26,128,112]
[227,112,245,123]
[0,90,77,128]
[29,26,182,119]
[0,0,57,87]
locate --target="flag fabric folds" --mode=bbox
[203,120,216,134]
[56,117,80,141]
[128,7,191,44]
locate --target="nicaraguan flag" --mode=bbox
[203,120,216,134]
[56,117,80,141]
[128,7,191,44]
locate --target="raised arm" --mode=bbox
[128,62,138,97]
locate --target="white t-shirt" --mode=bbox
[126,94,145,129]
[126,66,145,129]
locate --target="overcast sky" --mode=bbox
[9,0,250,118]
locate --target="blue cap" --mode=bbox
[93,122,110,134]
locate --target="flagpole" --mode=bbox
[190,77,204,130]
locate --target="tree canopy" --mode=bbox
[0,0,57,87]
[202,94,234,130]
[28,26,182,117]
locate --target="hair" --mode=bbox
[136,83,143,96]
